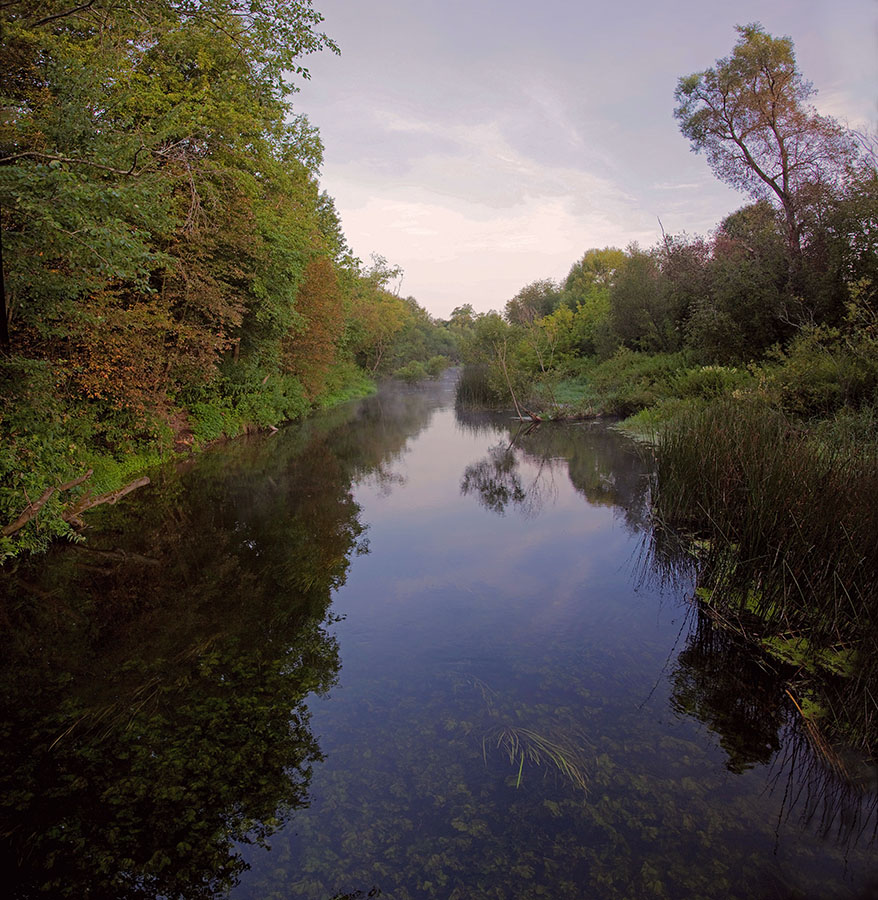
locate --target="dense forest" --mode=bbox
[0,0,456,558]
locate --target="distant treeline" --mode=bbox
[457,25,877,422]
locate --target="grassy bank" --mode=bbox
[0,359,375,562]
[651,399,878,752]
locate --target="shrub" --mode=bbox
[393,361,428,383]
[425,355,450,377]
[670,365,754,400]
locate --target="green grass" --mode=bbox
[653,399,878,750]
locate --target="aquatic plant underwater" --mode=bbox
[459,675,591,793]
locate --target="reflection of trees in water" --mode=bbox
[0,380,448,900]
[670,608,785,774]
[460,440,558,517]
[455,407,878,859]
[456,414,651,532]
[670,604,878,855]
[768,725,878,853]
[336,378,452,496]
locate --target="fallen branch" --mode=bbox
[63,476,151,528]
[2,469,93,537]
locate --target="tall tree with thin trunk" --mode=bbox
[674,23,855,276]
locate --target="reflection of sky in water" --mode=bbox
[232,384,877,900]
[332,406,662,679]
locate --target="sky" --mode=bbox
[293,0,878,319]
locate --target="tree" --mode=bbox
[560,248,625,354]
[608,246,679,353]
[561,247,625,304]
[282,257,345,398]
[449,303,477,329]
[674,24,855,268]
[688,202,790,360]
[504,279,559,325]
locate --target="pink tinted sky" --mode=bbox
[294,0,878,318]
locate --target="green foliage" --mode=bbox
[425,355,451,377]
[0,356,168,558]
[560,248,624,354]
[669,365,754,400]
[757,299,878,417]
[653,398,878,727]
[577,350,694,416]
[314,362,376,409]
[455,364,505,408]
[0,2,441,559]
[504,278,560,325]
[394,361,429,383]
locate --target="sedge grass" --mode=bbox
[483,724,590,793]
[652,398,878,751]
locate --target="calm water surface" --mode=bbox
[2,374,876,899]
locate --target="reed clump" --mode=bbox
[454,365,505,408]
[652,399,878,749]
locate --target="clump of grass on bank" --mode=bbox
[455,364,506,408]
[652,399,878,748]
[553,350,754,419]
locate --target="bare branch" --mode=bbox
[0,149,146,176]
[1,468,93,537]
[31,1,98,27]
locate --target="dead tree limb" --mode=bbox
[2,470,149,538]
[62,476,150,528]
[1,469,94,537]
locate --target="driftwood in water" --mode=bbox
[1,469,150,536]
[62,477,151,529]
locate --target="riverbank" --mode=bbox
[0,360,376,562]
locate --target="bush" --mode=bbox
[580,349,693,416]
[425,355,450,377]
[0,357,168,559]
[670,364,754,400]
[393,361,428,383]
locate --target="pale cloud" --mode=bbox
[652,181,705,191]
[297,0,878,319]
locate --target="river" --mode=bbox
[1,373,875,899]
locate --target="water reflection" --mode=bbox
[457,416,651,532]
[1,377,876,899]
[0,382,451,899]
[457,410,878,881]
[669,609,785,773]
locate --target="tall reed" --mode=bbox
[652,399,878,747]
[455,365,502,408]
